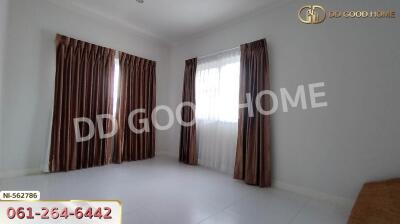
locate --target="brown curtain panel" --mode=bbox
[234,39,272,187]
[114,52,156,163]
[49,34,115,172]
[179,58,198,165]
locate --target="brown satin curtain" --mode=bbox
[179,58,198,165]
[234,39,272,187]
[49,34,115,172]
[114,52,156,163]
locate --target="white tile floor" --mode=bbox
[0,157,351,224]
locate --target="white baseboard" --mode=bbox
[273,180,355,210]
[0,160,355,212]
[0,153,177,180]
[154,151,355,209]
[155,152,355,209]
[0,169,42,180]
[156,150,179,159]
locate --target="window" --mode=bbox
[196,48,240,123]
[113,57,120,116]
[196,47,241,174]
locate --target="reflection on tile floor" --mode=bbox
[0,157,351,224]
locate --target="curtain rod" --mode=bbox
[196,37,269,60]
[198,46,240,60]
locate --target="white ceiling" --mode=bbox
[49,0,279,44]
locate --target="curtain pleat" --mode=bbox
[49,34,115,172]
[234,39,272,187]
[114,52,156,163]
[179,58,198,165]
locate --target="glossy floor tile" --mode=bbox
[0,156,351,224]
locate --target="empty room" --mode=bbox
[0,0,399,223]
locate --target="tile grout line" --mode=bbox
[197,191,250,224]
[287,198,312,224]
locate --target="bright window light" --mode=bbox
[196,49,240,123]
[112,57,120,116]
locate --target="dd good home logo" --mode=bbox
[298,5,326,24]
[298,4,396,24]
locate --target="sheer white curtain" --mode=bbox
[196,48,240,174]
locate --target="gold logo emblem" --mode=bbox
[298,5,326,24]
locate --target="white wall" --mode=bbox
[0,0,8,177]
[0,0,9,176]
[165,0,400,202]
[0,0,170,177]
